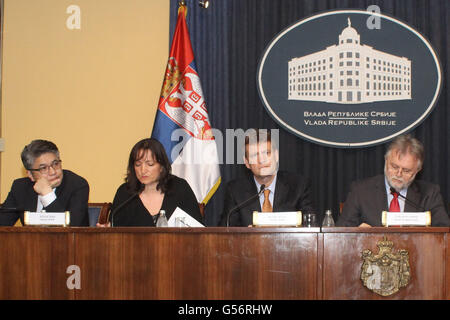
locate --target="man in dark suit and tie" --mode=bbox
[0,139,90,226]
[337,134,450,227]
[220,129,315,227]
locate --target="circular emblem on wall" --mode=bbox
[257,10,442,147]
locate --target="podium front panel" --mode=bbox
[322,228,448,300]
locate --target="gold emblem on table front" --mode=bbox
[360,237,410,296]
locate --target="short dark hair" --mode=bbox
[244,129,277,159]
[21,140,60,170]
[126,138,172,193]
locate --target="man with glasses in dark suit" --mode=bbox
[0,139,89,226]
[337,134,450,227]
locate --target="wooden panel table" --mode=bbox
[0,228,74,299]
[0,227,320,300]
[447,232,450,300]
[321,227,449,300]
[0,227,448,300]
[74,227,320,300]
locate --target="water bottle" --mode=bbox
[322,209,335,227]
[156,210,168,227]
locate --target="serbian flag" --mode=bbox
[151,4,221,205]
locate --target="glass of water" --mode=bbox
[303,212,318,227]
[175,216,186,227]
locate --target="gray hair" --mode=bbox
[384,134,424,170]
[21,140,60,170]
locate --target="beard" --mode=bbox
[384,167,414,192]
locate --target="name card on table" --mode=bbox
[252,211,302,227]
[24,211,70,227]
[381,211,431,227]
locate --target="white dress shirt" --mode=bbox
[36,189,57,212]
[384,177,407,212]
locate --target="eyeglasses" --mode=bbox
[28,160,62,174]
[387,161,415,177]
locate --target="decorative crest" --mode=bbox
[361,237,410,296]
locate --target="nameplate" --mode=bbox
[252,211,302,227]
[24,211,70,227]
[381,211,431,227]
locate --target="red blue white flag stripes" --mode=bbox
[151,4,221,205]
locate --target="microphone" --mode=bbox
[226,184,266,227]
[108,192,139,227]
[389,187,425,211]
[0,207,24,212]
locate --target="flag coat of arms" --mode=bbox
[152,4,220,205]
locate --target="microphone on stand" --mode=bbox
[389,187,425,211]
[108,193,139,227]
[226,184,266,227]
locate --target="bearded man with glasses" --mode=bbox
[337,134,450,227]
[0,140,89,226]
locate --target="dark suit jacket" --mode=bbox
[219,171,315,226]
[337,174,450,227]
[0,170,90,226]
[111,175,202,227]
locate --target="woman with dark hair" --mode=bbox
[106,138,202,227]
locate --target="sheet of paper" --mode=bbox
[168,207,204,227]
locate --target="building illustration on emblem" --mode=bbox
[288,18,411,104]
